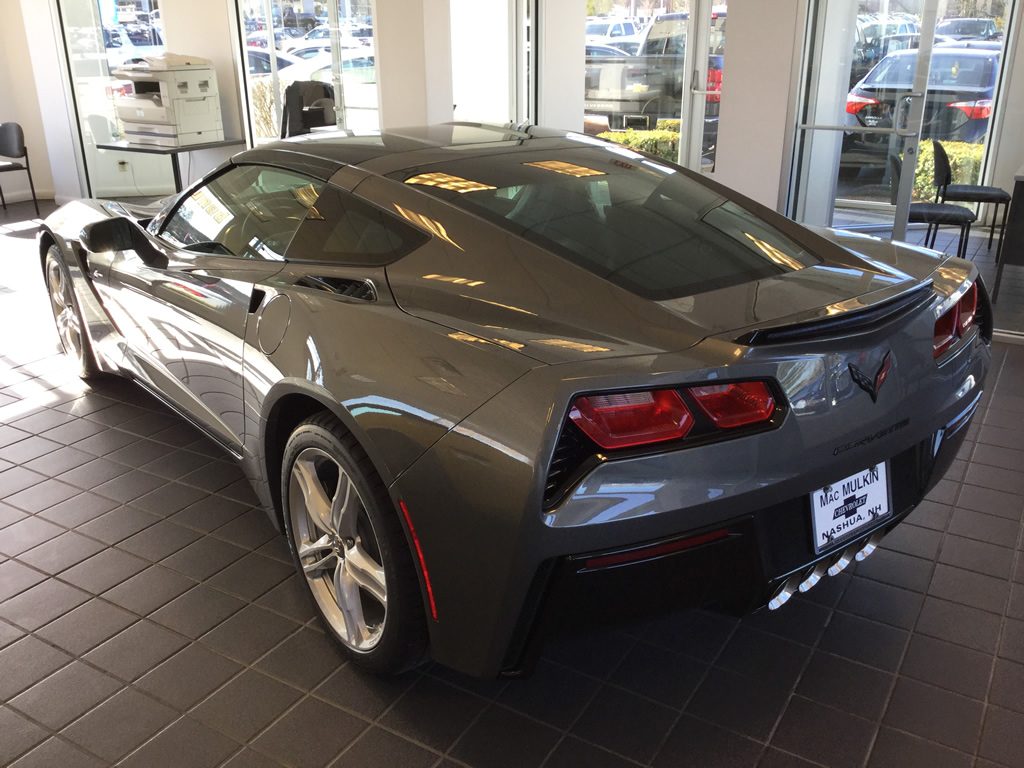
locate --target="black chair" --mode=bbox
[889,154,976,260]
[0,122,40,217]
[280,81,335,138]
[933,139,1010,252]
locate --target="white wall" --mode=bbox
[713,0,805,209]
[536,0,584,131]
[374,0,454,128]
[0,0,58,203]
[155,0,245,185]
[450,0,513,123]
[987,2,1024,199]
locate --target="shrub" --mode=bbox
[596,129,679,162]
[912,141,985,201]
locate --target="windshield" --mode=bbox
[938,19,991,35]
[864,51,996,88]
[586,22,610,36]
[391,144,820,300]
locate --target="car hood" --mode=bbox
[386,223,945,366]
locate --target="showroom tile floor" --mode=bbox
[2,199,1024,767]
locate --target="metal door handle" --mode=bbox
[896,92,924,136]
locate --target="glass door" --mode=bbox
[58,0,175,197]
[791,0,1013,242]
[237,0,378,143]
[582,0,727,173]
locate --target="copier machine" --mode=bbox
[113,54,224,147]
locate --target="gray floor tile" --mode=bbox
[9,660,122,730]
[119,716,241,768]
[251,697,366,768]
[35,597,136,655]
[136,642,242,710]
[192,669,303,742]
[84,619,189,682]
[60,687,177,762]
[0,707,48,767]
[8,737,105,768]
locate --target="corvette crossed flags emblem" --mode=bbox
[849,351,892,403]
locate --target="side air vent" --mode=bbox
[296,276,376,302]
[736,284,934,346]
[544,422,597,508]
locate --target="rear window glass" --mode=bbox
[865,52,996,88]
[390,144,819,300]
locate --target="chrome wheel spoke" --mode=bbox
[292,456,335,534]
[332,473,357,539]
[299,533,337,574]
[344,542,387,607]
[334,558,367,645]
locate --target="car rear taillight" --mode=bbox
[934,282,980,359]
[949,99,993,120]
[846,94,879,114]
[689,382,776,429]
[568,381,778,450]
[569,389,693,450]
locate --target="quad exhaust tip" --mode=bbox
[769,532,885,611]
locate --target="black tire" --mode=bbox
[44,246,101,380]
[280,412,428,674]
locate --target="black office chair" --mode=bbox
[933,139,1010,252]
[889,154,976,260]
[0,122,40,217]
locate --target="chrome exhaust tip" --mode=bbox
[768,575,800,611]
[855,533,883,562]
[798,563,827,593]
[827,546,855,577]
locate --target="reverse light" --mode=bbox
[949,99,993,120]
[569,389,693,450]
[689,381,776,428]
[957,282,978,335]
[846,94,879,114]
[934,282,980,359]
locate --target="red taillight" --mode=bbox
[957,282,978,335]
[949,99,993,120]
[689,381,776,429]
[934,282,980,359]
[569,389,693,450]
[846,93,879,114]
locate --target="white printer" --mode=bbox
[113,54,224,147]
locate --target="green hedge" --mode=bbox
[912,141,985,201]
[596,129,679,162]
[595,129,986,205]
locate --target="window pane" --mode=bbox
[238,1,379,143]
[285,186,428,266]
[394,147,817,300]
[162,165,323,260]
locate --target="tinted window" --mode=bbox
[161,165,323,260]
[866,51,996,88]
[284,185,428,266]
[392,146,819,300]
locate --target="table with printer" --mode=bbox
[97,53,244,191]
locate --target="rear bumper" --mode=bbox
[502,403,973,675]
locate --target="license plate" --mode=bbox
[810,462,891,554]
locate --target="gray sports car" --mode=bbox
[38,123,990,677]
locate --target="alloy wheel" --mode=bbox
[46,257,83,362]
[288,446,387,651]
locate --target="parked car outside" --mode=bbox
[246,47,301,76]
[38,123,990,677]
[846,47,999,147]
[936,17,1000,40]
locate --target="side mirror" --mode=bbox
[80,217,134,253]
